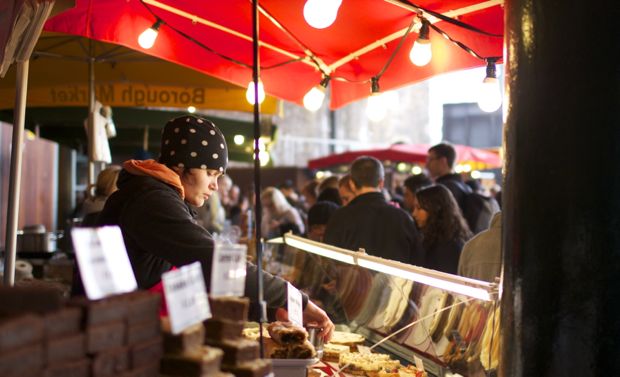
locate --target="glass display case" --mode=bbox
[265,233,501,377]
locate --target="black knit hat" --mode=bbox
[158,115,228,172]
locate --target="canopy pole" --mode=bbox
[87,40,96,186]
[3,60,29,286]
[251,0,266,359]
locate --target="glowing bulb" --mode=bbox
[478,77,502,112]
[463,164,472,173]
[397,162,408,172]
[138,20,162,49]
[258,151,270,166]
[455,164,464,173]
[303,0,342,29]
[471,170,482,179]
[234,135,245,145]
[303,86,326,112]
[366,94,388,122]
[187,106,196,113]
[411,166,423,175]
[246,80,265,105]
[409,39,432,66]
[315,171,325,179]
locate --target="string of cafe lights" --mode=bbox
[137,0,504,114]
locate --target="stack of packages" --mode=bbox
[206,296,272,377]
[0,287,162,377]
[68,291,163,377]
[160,318,232,377]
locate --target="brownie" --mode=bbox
[126,319,161,345]
[221,358,272,377]
[45,308,82,337]
[122,291,161,326]
[91,346,130,377]
[204,317,244,341]
[160,346,224,376]
[130,336,163,369]
[44,358,90,377]
[86,321,126,353]
[120,362,159,377]
[0,286,63,316]
[162,318,205,354]
[69,296,128,326]
[208,296,249,322]
[45,333,85,364]
[205,338,259,365]
[0,314,44,351]
[0,343,44,376]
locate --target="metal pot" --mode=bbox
[16,225,58,252]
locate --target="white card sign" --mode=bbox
[71,226,137,300]
[210,242,247,297]
[414,355,426,372]
[287,282,303,327]
[163,262,211,334]
[357,345,372,354]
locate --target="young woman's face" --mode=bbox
[412,196,429,228]
[181,168,222,207]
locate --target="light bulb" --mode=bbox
[478,77,502,112]
[258,150,270,166]
[303,86,326,111]
[303,0,342,29]
[366,94,388,122]
[138,20,162,49]
[187,106,196,113]
[409,39,432,66]
[246,80,265,105]
[234,135,245,145]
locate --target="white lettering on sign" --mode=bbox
[287,282,303,328]
[71,226,137,300]
[163,262,211,334]
[211,243,247,297]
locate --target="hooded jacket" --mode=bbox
[96,160,304,320]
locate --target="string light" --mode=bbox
[366,77,388,122]
[303,76,330,112]
[409,18,432,66]
[245,80,265,105]
[478,59,502,112]
[303,0,342,29]
[187,106,196,113]
[234,134,245,145]
[138,19,163,49]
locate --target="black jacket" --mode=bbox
[323,192,424,265]
[435,173,471,210]
[423,238,465,275]
[96,170,304,320]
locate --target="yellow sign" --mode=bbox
[0,83,278,114]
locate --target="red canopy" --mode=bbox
[307,144,502,170]
[44,0,503,109]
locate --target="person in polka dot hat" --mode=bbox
[87,115,334,340]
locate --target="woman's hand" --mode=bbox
[303,300,334,342]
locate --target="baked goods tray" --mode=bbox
[272,358,319,377]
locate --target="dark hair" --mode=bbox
[338,174,352,188]
[416,185,472,250]
[429,143,457,168]
[308,201,340,226]
[403,174,432,194]
[318,176,339,195]
[350,156,384,189]
[317,187,342,206]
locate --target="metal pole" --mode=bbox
[251,0,266,359]
[3,60,29,286]
[87,40,96,186]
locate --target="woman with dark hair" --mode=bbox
[413,185,473,274]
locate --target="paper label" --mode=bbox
[414,355,425,372]
[210,242,247,297]
[287,282,303,327]
[163,262,211,334]
[71,226,137,300]
[358,345,372,354]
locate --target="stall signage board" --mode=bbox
[71,226,137,300]
[210,243,247,297]
[162,262,211,334]
[287,282,303,327]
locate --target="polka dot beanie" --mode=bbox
[158,115,228,173]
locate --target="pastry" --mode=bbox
[0,314,44,352]
[328,331,365,351]
[91,346,130,377]
[204,338,259,365]
[204,317,245,341]
[45,307,82,337]
[86,321,125,353]
[161,318,205,354]
[339,352,400,375]
[267,321,308,345]
[209,296,250,322]
[43,358,90,377]
[45,333,85,364]
[322,343,350,362]
[130,337,163,369]
[160,346,223,376]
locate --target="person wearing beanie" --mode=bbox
[89,115,333,340]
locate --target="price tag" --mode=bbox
[357,345,372,354]
[210,242,247,297]
[71,226,137,300]
[287,282,303,327]
[163,262,211,334]
[414,355,425,372]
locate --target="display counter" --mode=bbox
[265,234,500,377]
